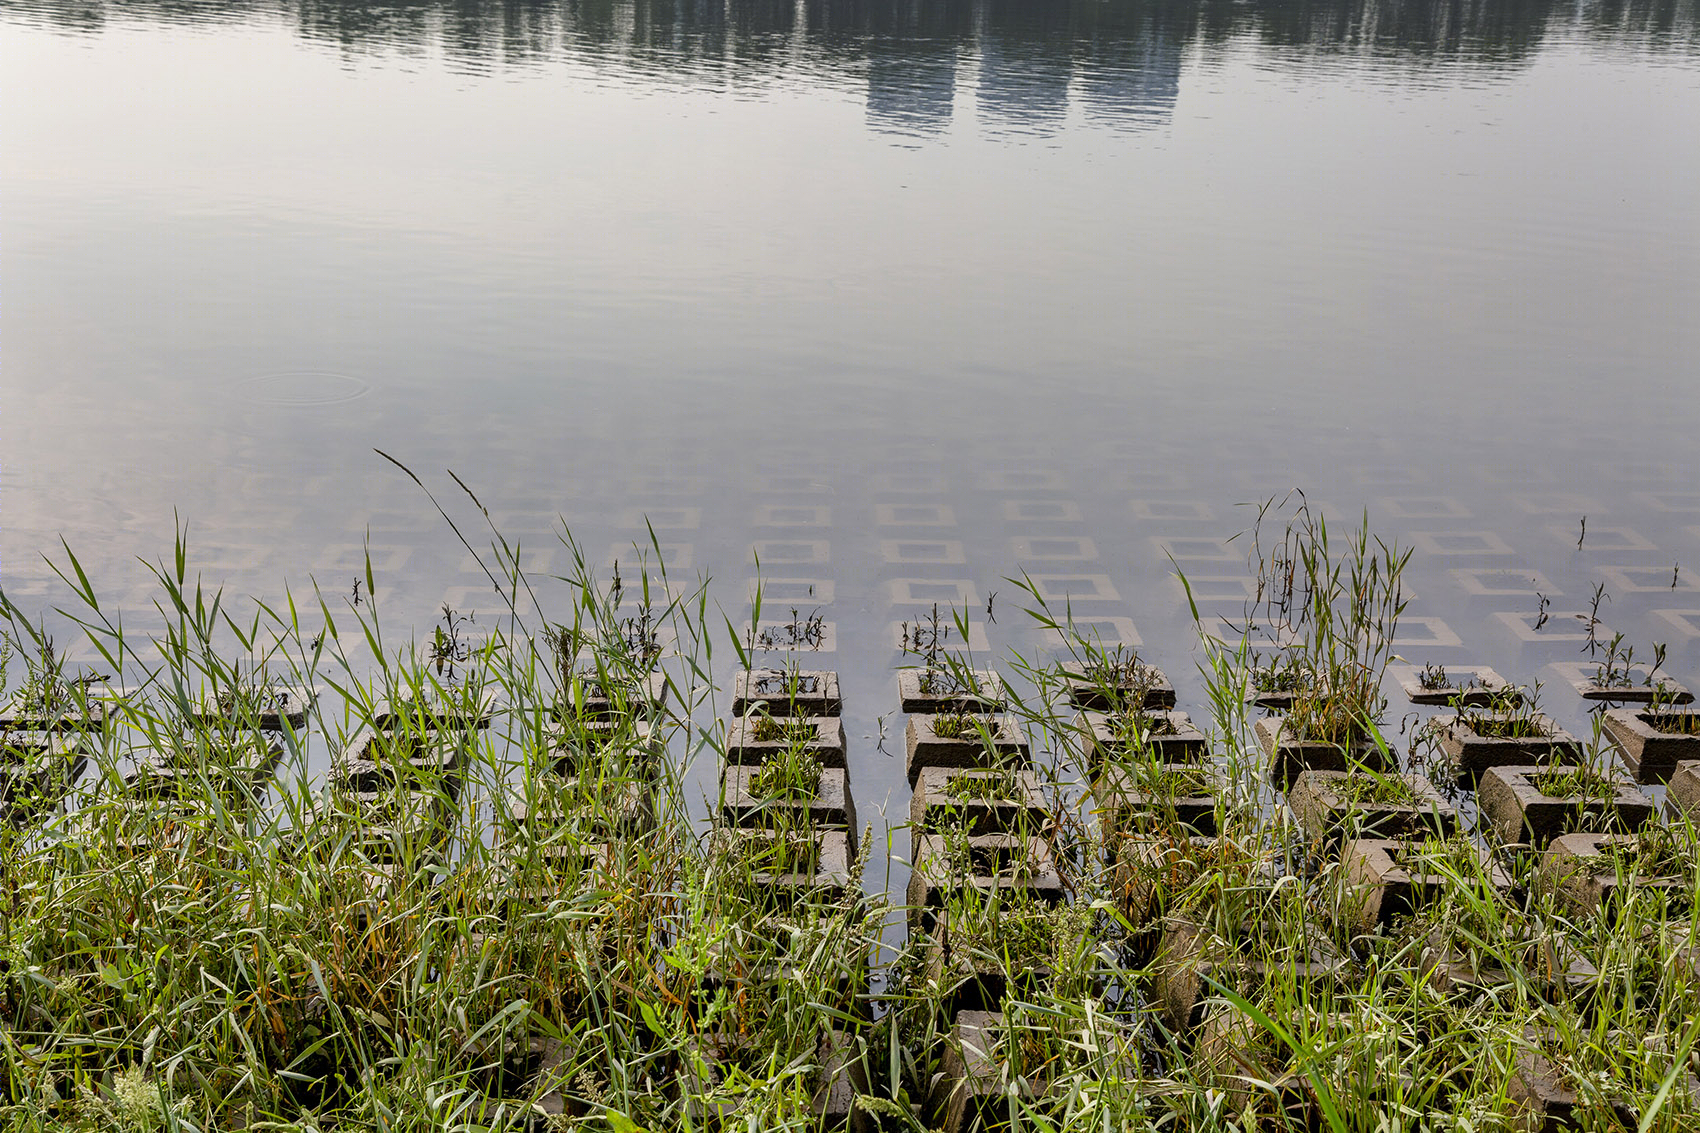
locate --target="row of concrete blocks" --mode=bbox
[897,668,1068,1133]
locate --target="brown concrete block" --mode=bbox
[1253,716,1394,789]
[723,763,856,838]
[1669,760,1700,821]
[1432,712,1584,781]
[1075,710,1208,774]
[707,827,853,908]
[1537,830,1689,916]
[732,668,842,717]
[897,669,1005,713]
[905,714,1028,785]
[1062,664,1176,712]
[1091,762,1220,841]
[910,766,1046,856]
[1153,916,1347,1036]
[1284,769,1456,844]
[1341,837,1509,931]
[1390,663,1517,707]
[930,1011,1049,1133]
[1478,765,1653,846]
[726,715,846,768]
[906,833,1064,933]
[1601,707,1700,783]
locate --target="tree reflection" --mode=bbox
[10,0,1697,134]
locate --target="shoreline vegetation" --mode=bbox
[1,484,1697,1132]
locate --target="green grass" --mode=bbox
[0,489,1697,1131]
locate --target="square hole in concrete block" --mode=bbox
[1012,536,1097,561]
[880,540,966,565]
[1410,531,1515,555]
[750,540,829,565]
[1002,500,1083,522]
[1029,575,1121,602]
[889,579,980,605]
[1450,568,1558,597]
[877,503,956,526]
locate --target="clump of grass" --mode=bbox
[1644,712,1700,735]
[1107,712,1179,745]
[1250,653,1311,695]
[931,711,991,739]
[1129,762,1209,798]
[944,765,1021,802]
[1416,662,1451,691]
[1333,771,1415,807]
[748,744,822,800]
[1533,765,1619,800]
[748,713,818,744]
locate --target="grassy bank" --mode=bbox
[0,492,1696,1132]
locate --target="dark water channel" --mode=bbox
[4,0,1700,902]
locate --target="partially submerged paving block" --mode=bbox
[1537,831,1690,916]
[1091,762,1220,841]
[501,843,618,920]
[1477,765,1653,846]
[1389,663,1517,707]
[1560,665,1693,706]
[709,827,853,908]
[1062,662,1176,713]
[910,766,1046,854]
[1419,930,1600,1000]
[1284,769,1456,844]
[897,668,1005,714]
[905,714,1028,785]
[692,922,870,1013]
[1508,1041,1578,1133]
[1601,706,1700,783]
[1253,716,1393,789]
[319,789,459,862]
[1194,1005,1351,1125]
[732,668,842,717]
[1153,916,1347,1035]
[929,1011,1049,1133]
[1431,711,1583,781]
[1340,838,1510,931]
[506,776,655,839]
[1669,760,1700,822]
[906,833,1064,933]
[0,691,109,732]
[726,715,847,768]
[1075,710,1207,774]
[723,762,857,837]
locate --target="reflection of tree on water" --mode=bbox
[13,0,1697,119]
[866,37,959,136]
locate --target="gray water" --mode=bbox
[4,0,1700,866]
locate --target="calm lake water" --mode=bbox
[4,0,1700,862]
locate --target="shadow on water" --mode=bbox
[9,0,1698,135]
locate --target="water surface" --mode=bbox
[4,0,1699,866]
